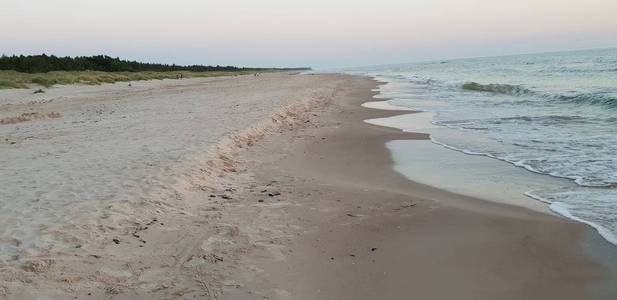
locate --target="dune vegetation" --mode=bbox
[0,54,309,89]
[0,70,260,89]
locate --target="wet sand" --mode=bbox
[221,75,617,299]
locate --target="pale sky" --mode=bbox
[1,0,616,68]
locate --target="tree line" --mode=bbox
[0,54,305,73]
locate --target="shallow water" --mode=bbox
[346,48,617,246]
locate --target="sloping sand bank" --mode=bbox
[1,74,616,299]
[0,73,348,298]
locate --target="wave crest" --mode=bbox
[462,81,617,109]
[461,82,533,95]
[555,93,617,108]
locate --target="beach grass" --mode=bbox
[0,70,261,89]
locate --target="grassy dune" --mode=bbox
[0,70,261,89]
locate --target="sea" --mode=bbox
[344,48,617,246]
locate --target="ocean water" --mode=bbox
[346,48,617,246]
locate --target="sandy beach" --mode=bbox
[1,73,616,299]
[220,75,617,299]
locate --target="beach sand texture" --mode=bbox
[0,73,344,298]
[0,73,615,299]
[219,76,616,300]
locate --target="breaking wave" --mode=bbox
[554,93,617,108]
[461,82,534,95]
[348,47,617,248]
[461,81,617,109]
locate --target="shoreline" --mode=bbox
[224,74,617,299]
[1,73,615,298]
[363,79,617,249]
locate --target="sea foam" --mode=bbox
[347,48,617,247]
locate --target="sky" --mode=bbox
[1,0,616,68]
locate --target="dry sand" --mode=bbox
[1,73,615,299]
[0,73,346,298]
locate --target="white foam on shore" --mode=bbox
[525,192,617,247]
[387,140,560,213]
[361,98,617,247]
[552,202,617,246]
[361,101,557,212]
[364,112,438,134]
[361,101,414,111]
[550,202,617,246]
